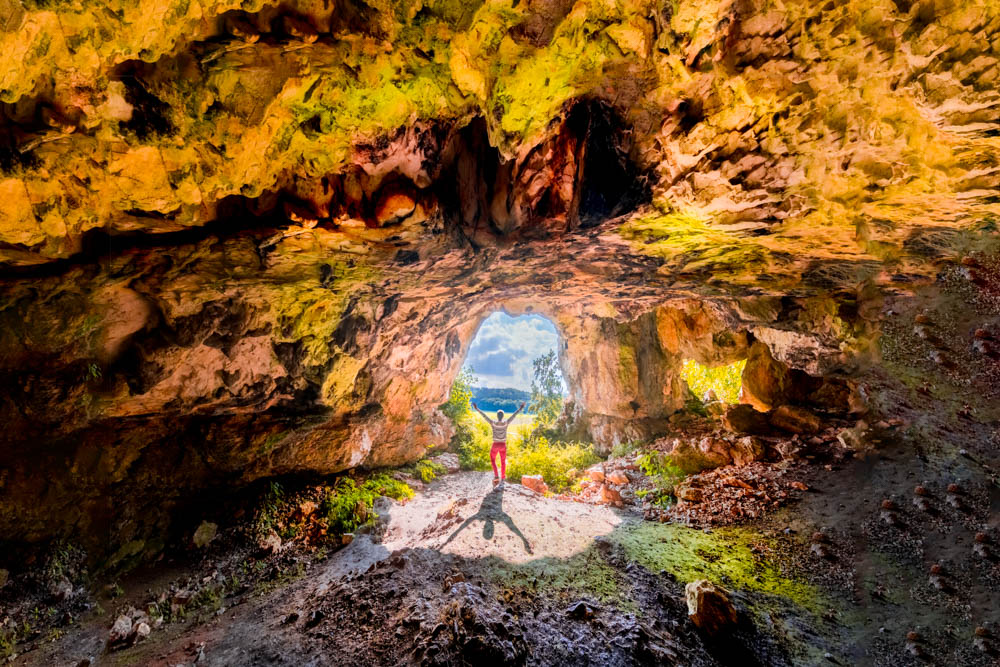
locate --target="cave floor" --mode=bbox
[11,420,999,667]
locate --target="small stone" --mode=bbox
[880,499,896,510]
[973,328,991,340]
[975,532,990,543]
[566,601,595,620]
[134,622,150,641]
[810,543,833,559]
[947,483,962,494]
[304,610,325,629]
[521,475,548,495]
[606,470,629,485]
[929,563,943,575]
[685,580,738,637]
[599,484,623,506]
[975,626,990,637]
[811,532,827,544]
[914,485,928,496]
[906,631,921,642]
[586,466,605,483]
[193,521,218,548]
[913,497,930,512]
[109,615,133,644]
[789,481,809,491]
[879,510,900,527]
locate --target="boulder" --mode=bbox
[730,436,766,467]
[192,520,218,548]
[374,186,416,226]
[521,475,548,495]
[722,404,772,435]
[685,580,738,636]
[670,436,731,475]
[433,452,461,473]
[769,405,821,434]
[599,484,623,506]
[586,466,606,483]
[740,342,792,410]
[109,615,133,644]
[676,482,703,503]
[606,470,629,485]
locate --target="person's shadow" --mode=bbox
[442,483,533,554]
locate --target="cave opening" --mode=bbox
[680,358,746,407]
[456,310,566,428]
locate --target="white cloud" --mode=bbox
[464,312,561,390]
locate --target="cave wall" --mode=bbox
[0,0,996,560]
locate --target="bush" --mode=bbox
[680,358,745,405]
[413,458,447,483]
[636,451,686,507]
[457,422,599,492]
[320,474,414,534]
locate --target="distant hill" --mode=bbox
[471,387,531,414]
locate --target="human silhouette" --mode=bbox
[442,483,533,554]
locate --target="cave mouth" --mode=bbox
[680,358,746,406]
[457,310,566,425]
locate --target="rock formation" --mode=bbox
[0,0,997,560]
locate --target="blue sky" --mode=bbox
[464,312,561,390]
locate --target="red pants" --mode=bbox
[490,442,507,479]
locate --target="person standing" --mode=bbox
[473,401,525,486]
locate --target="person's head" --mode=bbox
[496,410,504,420]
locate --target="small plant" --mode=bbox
[610,440,644,459]
[637,451,686,507]
[413,459,446,483]
[319,474,413,535]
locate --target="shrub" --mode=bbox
[320,474,414,534]
[413,458,447,483]
[457,423,599,492]
[636,451,686,507]
[680,358,745,405]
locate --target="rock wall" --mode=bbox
[0,0,996,558]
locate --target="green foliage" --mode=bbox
[457,422,598,492]
[413,459,447,483]
[680,358,746,405]
[442,366,477,421]
[636,451,686,507]
[609,439,644,459]
[529,350,564,428]
[470,386,531,414]
[319,474,414,535]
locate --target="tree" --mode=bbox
[529,350,564,428]
[442,366,477,421]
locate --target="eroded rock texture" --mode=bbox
[0,0,997,558]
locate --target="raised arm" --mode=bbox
[505,402,525,424]
[472,402,493,424]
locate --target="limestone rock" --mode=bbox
[599,484,623,506]
[521,475,548,495]
[769,405,821,435]
[722,404,772,436]
[192,521,218,549]
[606,470,629,485]
[685,580,738,636]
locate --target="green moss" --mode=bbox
[618,522,821,611]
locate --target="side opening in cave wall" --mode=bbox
[680,358,746,407]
